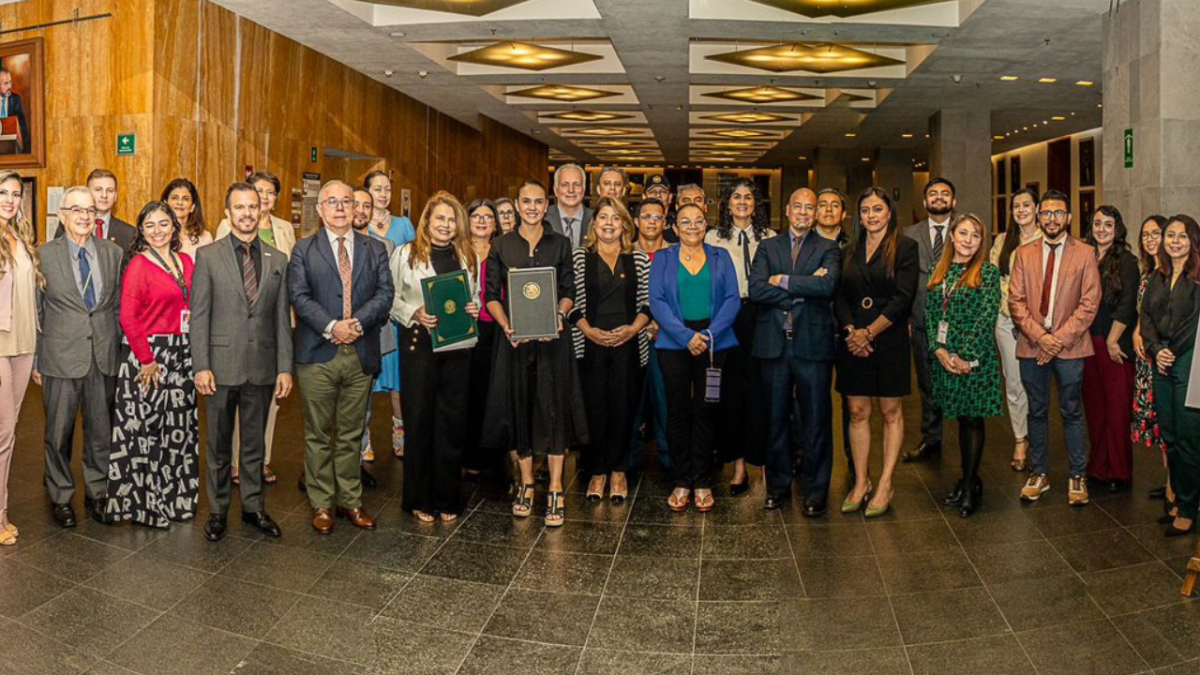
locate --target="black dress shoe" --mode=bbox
[902,441,941,463]
[801,499,827,518]
[1148,486,1167,500]
[943,480,966,506]
[764,493,789,510]
[204,515,227,542]
[241,511,282,538]
[958,480,983,519]
[52,504,77,528]
[87,498,110,525]
[360,466,378,488]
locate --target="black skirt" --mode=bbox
[835,324,912,398]
[480,331,589,456]
[715,302,768,466]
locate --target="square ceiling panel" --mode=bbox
[743,0,946,18]
[508,85,621,102]
[365,0,536,17]
[446,41,602,71]
[703,86,821,104]
[706,42,904,74]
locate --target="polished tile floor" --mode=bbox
[1,390,1198,674]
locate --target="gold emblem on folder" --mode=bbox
[523,282,541,300]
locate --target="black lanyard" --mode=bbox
[148,248,189,301]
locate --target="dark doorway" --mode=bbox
[1048,137,1072,196]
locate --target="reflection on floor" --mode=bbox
[1,392,1197,674]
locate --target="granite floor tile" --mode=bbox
[586,596,696,653]
[220,540,336,592]
[906,634,1035,675]
[171,575,302,639]
[108,614,257,675]
[420,540,530,586]
[18,586,160,658]
[605,554,699,601]
[305,558,412,611]
[13,531,132,583]
[876,548,983,594]
[0,556,77,618]
[455,636,581,675]
[483,588,600,646]
[1018,618,1151,675]
[988,572,1104,632]
[381,573,505,633]
[512,549,613,596]
[694,600,780,654]
[82,551,212,611]
[891,586,1010,645]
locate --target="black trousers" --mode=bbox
[716,303,768,466]
[42,357,115,505]
[464,320,498,472]
[957,416,985,486]
[205,382,273,515]
[763,353,833,501]
[659,346,726,490]
[581,338,641,476]
[910,323,944,446]
[400,324,470,515]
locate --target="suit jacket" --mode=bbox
[648,243,741,352]
[390,242,480,351]
[36,236,124,379]
[545,204,593,248]
[288,229,394,375]
[1,92,28,151]
[191,236,294,386]
[902,218,949,325]
[748,229,842,361]
[215,214,297,257]
[1008,236,1101,360]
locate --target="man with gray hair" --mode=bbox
[288,180,394,534]
[546,163,593,248]
[35,186,123,527]
[596,166,628,201]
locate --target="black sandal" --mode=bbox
[512,484,534,518]
[545,491,565,527]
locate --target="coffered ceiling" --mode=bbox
[208,0,1110,167]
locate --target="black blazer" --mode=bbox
[1089,247,1141,356]
[748,229,841,361]
[288,230,394,375]
[833,233,920,350]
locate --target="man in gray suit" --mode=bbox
[35,187,123,528]
[901,177,956,462]
[544,163,593,248]
[192,182,294,541]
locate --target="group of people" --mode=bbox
[0,162,1196,548]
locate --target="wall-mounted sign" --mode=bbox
[311,147,318,163]
[1124,129,1133,169]
[117,133,136,156]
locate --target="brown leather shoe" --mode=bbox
[335,506,376,530]
[311,507,334,534]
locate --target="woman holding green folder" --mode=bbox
[390,191,480,523]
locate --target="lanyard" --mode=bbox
[148,248,189,301]
[940,269,967,314]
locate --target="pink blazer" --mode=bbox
[1008,236,1101,360]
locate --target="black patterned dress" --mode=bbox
[1131,273,1163,453]
[924,262,1003,418]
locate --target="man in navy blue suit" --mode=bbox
[289,180,394,534]
[0,68,28,153]
[749,187,841,516]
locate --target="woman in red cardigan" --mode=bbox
[106,201,199,528]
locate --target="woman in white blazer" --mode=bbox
[390,191,479,523]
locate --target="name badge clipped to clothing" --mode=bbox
[936,320,949,345]
[704,330,722,402]
[180,309,191,334]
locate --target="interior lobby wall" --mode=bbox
[991,128,1103,237]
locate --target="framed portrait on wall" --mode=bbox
[0,38,45,169]
[401,189,412,219]
[996,159,1007,195]
[1010,155,1021,193]
[1079,137,1096,188]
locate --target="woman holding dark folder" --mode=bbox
[649,203,740,513]
[570,197,652,503]
[390,192,480,522]
[482,179,587,527]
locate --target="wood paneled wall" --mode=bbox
[0,0,546,239]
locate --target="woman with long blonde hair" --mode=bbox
[390,191,480,522]
[0,170,39,545]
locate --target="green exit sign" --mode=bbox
[1124,129,1133,169]
[311,147,318,163]
[117,133,136,156]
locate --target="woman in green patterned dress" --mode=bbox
[926,213,1003,518]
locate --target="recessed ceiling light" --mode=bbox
[566,127,639,137]
[1075,80,1095,86]
[901,133,914,139]
[999,75,1019,81]
[706,42,905,74]
[797,156,807,160]
[701,111,797,124]
[993,135,1005,140]
[861,157,870,162]
[703,86,821,104]
[1038,77,1057,83]
[845,132,857,137]
[703,128,776,138]
[508,85,619,102]
[1052,116,1065,121]
[449,41,601,71]
[541,111,632,122]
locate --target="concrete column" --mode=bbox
[875,149,915,228]
[1102,0,1200,220]
[812,148,849,194]
[929,109,992,222]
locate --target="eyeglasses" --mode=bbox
[1038,210,1069,220]
[1142,231,1162,240]
[322,198,355,209]
[639,215,664,223]
[497,211,515,218]
[790,204,817,213]
[678,219,706,229]
[61,206,98,218]
[471,214,496,222]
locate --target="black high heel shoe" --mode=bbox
[958,479,983,519]
[943,480,966,506]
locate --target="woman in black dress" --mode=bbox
[482,180,587,527]
[833,188,920,518]
[570,197,651,502]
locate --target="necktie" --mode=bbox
[790,234,802,270]
[78,249,95,311]
[1039,242,1059,319]
[337,236,352,319]
[564,218,576,246]
[95,218,105,241]
[1,97,7,117]
[241,242,259,306]
[738,230,751,279]
[932,225,945,262]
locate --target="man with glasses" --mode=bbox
[546,163,592,248]
[902,178,958,463]
[289,180,394,534]
[1009,189,1101,506]
[629,198,671,472]
[749,188,841,515]
[35,187,124,527]
[216,171,296,486]
[644,174,678,242]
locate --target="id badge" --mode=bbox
[936,321,949,345]
[180,309,191,334]
[704,368,722,403]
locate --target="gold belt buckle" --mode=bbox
[861,297,874,310]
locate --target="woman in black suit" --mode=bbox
[570,197,651,502]
[833,188,920,518]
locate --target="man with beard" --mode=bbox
[1009,190,1100,506]
[902,178,956,462]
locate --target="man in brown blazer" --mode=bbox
[1009,189,1101,506]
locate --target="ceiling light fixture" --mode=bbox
[741,0,948,19]
[845,132,857,137]
[901,133,914,139]
[508,85,619,102]
[1075,80,1095,86]
[701,111,798,124]
[541,111,632,122]
[566,127,640,137]
[702,128,777,138]
[706,41,905,74]
[449,41,601,71]
[1038,77,1057,83]
[367,0,539,18]
[999,75,1019,81]
[703,86,821,104]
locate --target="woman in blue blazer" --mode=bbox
[649,203,740,513]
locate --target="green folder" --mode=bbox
[420,269,478,351]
